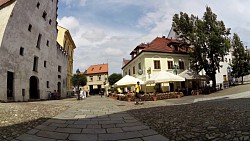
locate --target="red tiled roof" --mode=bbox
[122,37,189,69]
[143,37,187,53]
[0,0,12,8]
[86,64,108,75]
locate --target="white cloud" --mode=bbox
[58,0,250,74]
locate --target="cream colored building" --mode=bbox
[0,0,68,102]
[85,64,108,95]
[122,36,190,92]
[57,26,76,92]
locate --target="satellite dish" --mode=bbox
[138,69,143,75]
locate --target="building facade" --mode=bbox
[85,64,108,95]
[0,0,68,102]
[122,37,190,92]
[57,25,76,92]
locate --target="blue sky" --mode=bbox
[57,0,250,75]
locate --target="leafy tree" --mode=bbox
[172,6,231,88]
[71,73,87,87]
[231,33,250,84]
[108,73,122,86]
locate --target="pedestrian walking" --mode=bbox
[135,81,143,105]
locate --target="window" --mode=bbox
[138,63,141,70]
[98,75,101,81]
[129,69,131,75]
[133,66,135,74]
[154,60,161,69]
[58,66,61,72]
[168,61,173,69]
[99,67,102,70]
[47,81,49,88]
[58,75,61,79]
[28,24,32,32]
[179,61,185,69]
[125,71,127,75]
[36,34,42,48]
[44,61,47,67]
[36,2,40,8]
[46,40,49,47]
[49,19,52,25]
[42,11,47,20]
[91,68,94,71]
[33,56,39,72]
[20,47,24,56]
[90,76,93,81]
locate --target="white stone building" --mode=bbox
[0,0,68,102]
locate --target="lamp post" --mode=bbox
[147,67,151,79]
[173,65,178,75]
[76,68,80,100]
[227,66,231,86]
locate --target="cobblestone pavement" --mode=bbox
[0,100,72,141]
[0,83,249,141]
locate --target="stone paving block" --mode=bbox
[47,119,66,124]
[101,123,116,128]
[98,131,143,141]
[16,134,55,141]
[119,138,143,141]
[55,127,82,133]
[86,124,102,128]
[36,131,69,140]
[122,125,149,132]
[106,128,124,133]
[82,128,106,134]
[116,122,144,128]
[99,120,124,124]
[49,123,68,128]
[67,124,87,129]
[68,134,98,141]
[74,120,98,125]
[124,119,138,123]
[138,129,158,136]
[142,134,170,141]
[35,125,57,131]
[26,129,39,135]
[65,120,75,124]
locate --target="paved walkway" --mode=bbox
[14,96,169,141]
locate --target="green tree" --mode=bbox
[231,33,250,84]
[172,6,231,88]
[71,73,87,87]
[108,73,122,86]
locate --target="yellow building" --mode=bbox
[85,64,108,95]
[122,36,190,92]
[57,26,76,91]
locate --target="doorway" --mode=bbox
[7,71,14,98]
[57,82,61,94]
[30,76,39,99]
[170,83,174,92]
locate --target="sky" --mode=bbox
[57,0,250,75]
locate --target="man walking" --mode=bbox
[135,81,142,105]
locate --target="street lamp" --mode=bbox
[173,65,178,75]
[147,67,151,78]
[227,66,231,86]
[76,68,80,100]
